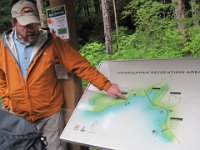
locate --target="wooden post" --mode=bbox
[49,0,86,150]
[49,0,83,116]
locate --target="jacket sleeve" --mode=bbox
[54,37,112,91]
[0,67,10,110]
[0,41,10,110]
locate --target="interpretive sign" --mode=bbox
[46,5,69,39]
[60,58,200,150]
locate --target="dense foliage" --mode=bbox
[80,0,200,68]
[0,1,12,34]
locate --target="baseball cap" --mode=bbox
[11,0,40,26]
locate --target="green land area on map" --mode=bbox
[88,83,178,142]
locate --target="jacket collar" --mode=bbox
[1,28,50,64]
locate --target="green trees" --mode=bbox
[80,0,200,67]
[0,0,12,35]
[116,0,184,58]
[1,0,200,61]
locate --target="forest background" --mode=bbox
[1,0,200,73]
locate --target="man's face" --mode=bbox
[13,21,40,44]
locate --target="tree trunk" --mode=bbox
[172,0,185,33]
[83,0,91,23]
[101,0,112,55]
[191,0,199,26]
[36,0,48,28]
[113,0,119,50]
[94,0,101,16]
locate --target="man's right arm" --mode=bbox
[0,68,10,110]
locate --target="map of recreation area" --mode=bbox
[87,83,179,143]
[60,59,200,150]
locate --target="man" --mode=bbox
[0,0,125,150]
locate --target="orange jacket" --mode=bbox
[0,29,112,122]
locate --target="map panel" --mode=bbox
[60,58,200,150]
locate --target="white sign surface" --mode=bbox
[60,58,200,150]
[46,5,69,39]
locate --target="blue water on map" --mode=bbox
[83,90,170,142]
